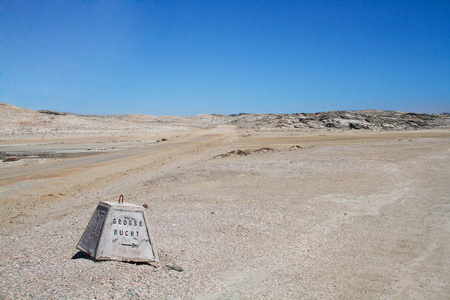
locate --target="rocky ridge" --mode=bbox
[1,104,449,139]
[221,110,450,130]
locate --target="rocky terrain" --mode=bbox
[1,104,449,140]
[222,110,450,130]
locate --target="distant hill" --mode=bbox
[0,103,449,139]
[220,110,450,130]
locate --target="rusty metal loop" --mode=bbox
[119,194,124,204]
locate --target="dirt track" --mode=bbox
[0,127,449,299]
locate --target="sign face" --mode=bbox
[77,201,158,263]
[99,209,156,260]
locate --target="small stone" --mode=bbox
[167,264,183,272]
[3,157,20,162]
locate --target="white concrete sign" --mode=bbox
[77,200,159,263]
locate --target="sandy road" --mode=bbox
[0,128,232,184]
[2,129,447,185]
[0,126,236,228]
[1,128,448,228]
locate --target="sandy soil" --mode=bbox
[0,120,449,298]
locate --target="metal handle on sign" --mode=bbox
[119,195,124,204]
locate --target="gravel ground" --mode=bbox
[0,129,449,299]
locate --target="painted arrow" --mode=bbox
[121,243,138,248]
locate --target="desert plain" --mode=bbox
[0,103,449,299]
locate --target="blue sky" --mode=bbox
[1,0,449,115]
